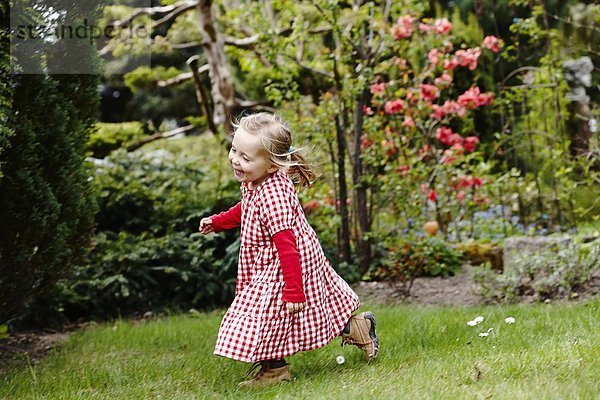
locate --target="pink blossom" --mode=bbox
[419,23,431,33]
[418,144,431,160]
[394,58,408,68]
[436,126,454,145]
[442,100,467,117]
[421,183,429,193]
[396,165,410,176]
[361,136,374,150]
[482,35,503,53]
[457,191,466,202]
[427,189,438,201]
[457,87,494,109]
[436,126,464,147]
[452,142,465,155]
[478,92,494,106]
[434,73,453,87]
[431,104,445,120]
[370,82,385,95]
[428,48,441,64]
[457,87,481,109]
[362,105,374,116]
[433,18,452,35]
[458,175,472,188]
[443,57,459,71]
[464,136,479,152]
[441,149,456,164]
[384,99,405,114]
[403,116,415,127]
[420,83,439,103]
[448,133,463,146]
[392,15,414,39]
[455,47,481,70]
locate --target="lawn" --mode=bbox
[1,300,599,399]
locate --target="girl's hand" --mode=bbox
[285,302,306,314]
[199,217,214,234]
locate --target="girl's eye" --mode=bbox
[242,156,250,162]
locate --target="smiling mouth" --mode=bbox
[233,168,244,178]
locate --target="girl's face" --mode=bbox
[228,128,277,188]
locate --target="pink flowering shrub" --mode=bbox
[362,14,503,239]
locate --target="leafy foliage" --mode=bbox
[473,239,600,302]
[368,236,463,297]
[23,137,240,325]
[87,122,145,158]
[0,73,99,324]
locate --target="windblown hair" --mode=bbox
[233,112,316,187]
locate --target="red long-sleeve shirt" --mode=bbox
[209,203,305,303]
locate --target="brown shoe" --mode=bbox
[238,362,292,388]
[341,311,379,361]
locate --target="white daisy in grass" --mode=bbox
[478,332,489,337]
[467,316,484,326]
[336,355,345,365]
[505,317,516,324]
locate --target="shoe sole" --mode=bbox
[363,311,379,360]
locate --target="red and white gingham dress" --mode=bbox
[214,169,360,362]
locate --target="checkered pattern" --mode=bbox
[214,169,360,363]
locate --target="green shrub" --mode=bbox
[26,232,239,324]
[87,122,145,158]
[368,236,463,297]
[23,138,240,325]
[0,73,98,325]
[472,240,600,302]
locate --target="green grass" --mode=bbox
[2,301,599,399]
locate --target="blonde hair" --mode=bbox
[233,112,316,187]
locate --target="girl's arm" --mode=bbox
[206,202,242,233]
[272,229,306,303]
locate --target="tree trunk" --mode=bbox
[335,112,351,264]
[353,89,371,274]
[195,0,236,134]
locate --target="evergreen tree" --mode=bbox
[0,1,100,325]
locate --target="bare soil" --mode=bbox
[353,265,485,307]
[353,265,600,306]
[0,330,69,376]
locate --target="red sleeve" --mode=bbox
[210,202,242,233]
[272,229,306,303]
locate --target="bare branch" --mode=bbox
[224,34,260,48]
[126,125,196,152]
[171,41,203,49]
[171,34,259,50]
[157,64,210,87]
[112,1,197,30]
[152,1,198,30]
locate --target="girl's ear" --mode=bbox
[267,164,279,174]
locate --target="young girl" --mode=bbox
[199,112,379,387]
